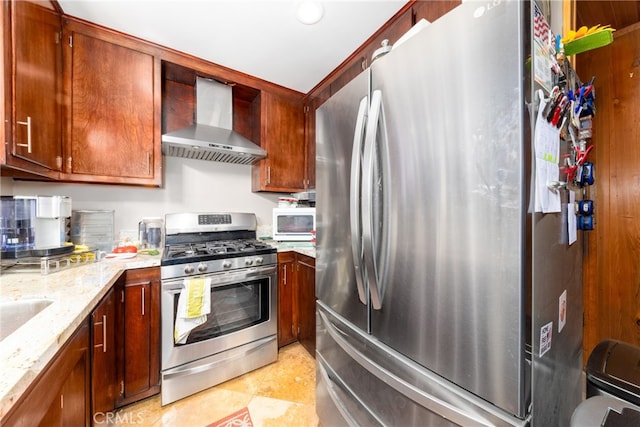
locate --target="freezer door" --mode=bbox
[316,302,528,427]
[368,0,528,418]
[316,71,369,332]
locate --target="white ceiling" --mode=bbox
[57,0,409,94]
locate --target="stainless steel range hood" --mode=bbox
[161,77,266,165]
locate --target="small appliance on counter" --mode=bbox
[272,207,315,242]
[138,217,163,249]
[1,195,73,259]
[34,196,72,249]
[1,196,35,253]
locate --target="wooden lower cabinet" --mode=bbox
[296,254,316,357]
[277,251,316,356]
[1,268,161,426]
[1,321,90,427]
[117,267,161,407]
[91,277,124,421]
[277,251,297,348]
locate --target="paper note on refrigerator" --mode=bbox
[539,321,553,357]
[534,94,561,213]
[558,290,567,333]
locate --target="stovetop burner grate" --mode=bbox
[161,213,277,268]
[162,239,275,265]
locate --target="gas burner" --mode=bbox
[164,244,198,259]
[162,239,276,265]
[161,213,277,271]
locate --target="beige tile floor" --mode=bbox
[109,343,319,427]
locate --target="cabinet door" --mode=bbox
[6,1,62,174]
[60,351,90,427]
[252,91,305,192]
[62,21,161,186]
[278,252,297,347]
[1,321,90,427]
[38,351,87,427]
[91,282,122,418]
[296,254,316,357]
[411,1,460,23]
[119,267,160,406]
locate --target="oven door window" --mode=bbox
[173,277,269,345]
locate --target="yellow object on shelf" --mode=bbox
[564,29,614,56]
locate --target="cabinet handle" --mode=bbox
[141,287,145,316]
[283,265,287,285]
[16,116,32,153]
[267,166,271,185]
[67,156,72,170]
[102,314,107,353]
[120,380,124,396]
[146,152,151,175]
[94,314,107,352]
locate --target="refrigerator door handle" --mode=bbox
[350,96,369,305]
[362,89,385,310]
[318,309,496,427]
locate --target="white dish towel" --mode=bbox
[174,277,212,344]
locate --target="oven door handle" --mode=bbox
[162,335,276,380]
[162,265,277,291]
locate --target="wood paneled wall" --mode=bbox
[576,22,640,364]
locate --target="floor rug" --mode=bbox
[207,407,254,427]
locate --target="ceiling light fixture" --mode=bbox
[296,1,324,25]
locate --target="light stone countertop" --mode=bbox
[0,254,161,419]
[268,241,316,259]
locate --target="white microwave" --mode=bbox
[272,207,316,241]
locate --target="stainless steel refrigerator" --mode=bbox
[315,1,584,426]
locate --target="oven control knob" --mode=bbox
[184,265,195,275]
[222,261,232,269]
[197,263,208,273]
[255,257,264,265]
[245,259,254,266]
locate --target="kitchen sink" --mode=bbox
[0,299,53,341]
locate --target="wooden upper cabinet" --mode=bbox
[411,1,460,25]
[252,91,306,192]
[2,0,62,177]
[304,104,316,189]
[61,20,162,186]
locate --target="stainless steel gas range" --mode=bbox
[160,212,278,405]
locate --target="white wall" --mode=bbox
[1,156,283,240]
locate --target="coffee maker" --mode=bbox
[1,195,73,258]
[34,196,72,248]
